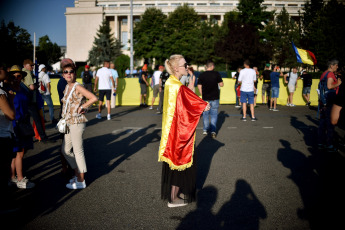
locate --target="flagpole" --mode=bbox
[33,32,36,62]
[130,0,134,77]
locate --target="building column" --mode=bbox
[114,15,118,40]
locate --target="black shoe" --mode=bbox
[251,117,257,121]
[139,104,143,107]
[240,117,247,121]
[52,119,58,124]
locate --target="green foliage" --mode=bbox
[114,54,130,78]
[88,20,122,66]
[76,66,84,78]
[0,20,33,67]
[301,0,345,70]
[36,35,63,66]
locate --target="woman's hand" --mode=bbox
[204,103,211,112]
[78,106,87,114]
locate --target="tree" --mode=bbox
[114,54,130,78]
[88,20,122,66]
[0,20,33,67]
[133,7,167,64]
[267,7,301,67]
[36,35,62,65]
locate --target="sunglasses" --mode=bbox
[63,70,75,74]
[179,63,189,69]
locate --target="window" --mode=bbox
[120,4,129,7]
[146,4,155,7]
[122,19,128,25]
[121,32,128,50]
[223,3,233,6]
[133,4,142,7]
[171,3,181,6]
[187,3,194,6]
[263,4,272,6]
[158,3,168,6]
[210,3,220,6]
[275,4,285,7]
[197,3,207,6]
[288,4,298,6]
[108,4,117,7]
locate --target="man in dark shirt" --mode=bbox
[260,64,271,105]
[301,70,312,106]
[197,61,224,138]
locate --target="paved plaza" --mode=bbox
[1,104,345,229]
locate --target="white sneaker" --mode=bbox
[69,176,77,183]
[16,177,35,189]
[107,114,111,120]
[96,113,102,119]
[66,180,86,189]
[287,103,291,106]
[149,106,153,110]
[168,198,188,208]
[203,131,207,135]
[290,104,296,107]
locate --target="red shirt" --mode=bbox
[320,71,339,94]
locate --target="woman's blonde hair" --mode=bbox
[164,54,184,75]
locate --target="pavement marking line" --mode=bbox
[112,127,143,135]
[227,127,237,129]
[263,127,274,129]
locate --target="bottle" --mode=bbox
[113,92,116,96]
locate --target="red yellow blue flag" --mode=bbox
[291,41,317,66]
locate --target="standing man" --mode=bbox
[260,63,271,106]
[22,59,51,142]
[238,60,257,121]
[81,65,93,92]
[301,70,312,106]
[284,67,300,107]
[150,65,163,110]
[139,64,149,107]
[94,61,115,120]
[158,66,169,114]
[197,61,224,138]
[109,63,119,108]
[38,64,57,124]
[269,65,283,111]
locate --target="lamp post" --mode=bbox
[130,0,134,76]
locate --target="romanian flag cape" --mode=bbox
[158,75,207,171]
[291,41,317,66]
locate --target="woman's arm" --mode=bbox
[0,93,15,120]
[76,85,97,114]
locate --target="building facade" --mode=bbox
[65,0,308,63]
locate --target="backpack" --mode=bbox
[83,71,92,84]
[38,74,46,94]
[318,71,336,106]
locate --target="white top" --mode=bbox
[238,68,256,92]
[39,71,51,95]
[0,89,14,138]
[152,70,162,85]
[288,72,298,86]
[96,67,113,90]
[110,69,118,86]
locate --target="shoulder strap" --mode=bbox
[321,71,330,82]
[63,83,79,115]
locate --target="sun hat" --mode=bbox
[9,65,27,77]
[60,58,76,69]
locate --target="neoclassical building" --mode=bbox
[65,0,308,63]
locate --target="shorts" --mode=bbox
[288,84,295,93]
[302,87,311,95]
[262,83,271,96]
[240,91,254,104]
[140,83,147,95]
[271,87,279,98]
[153,84,160,97]
[99,89,111,101]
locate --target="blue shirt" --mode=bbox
[270,72,280,88]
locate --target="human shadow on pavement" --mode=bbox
[216,179,267,229]
[290,116,318,148]
[216,111,229,132]
[196,137,224,190]
[176,186,218,230]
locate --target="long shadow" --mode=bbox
[290,116,318,148]
[2,124,159,228]
[176,186,218,230]
[216,179,267,229]
[196,137,224,190]
[216,111,229,133]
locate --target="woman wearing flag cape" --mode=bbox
[159,54,210,208]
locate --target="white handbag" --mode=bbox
[56,83,78,134]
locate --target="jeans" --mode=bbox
[202,99,219,133]
[41,94,55,121]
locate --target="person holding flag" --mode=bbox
[159,54,210,208]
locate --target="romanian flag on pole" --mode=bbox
[158,75,207,170]
[291,41,317,65]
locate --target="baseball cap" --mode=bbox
[85,65,90,69]
[38,64,46,72]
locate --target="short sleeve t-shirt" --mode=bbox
[110,69,118,86]
[96,67,113,90]
[39,72,51,95]
[320,71,339,94]
[153,70,162,86]
[270,72,281,88]
[238,68,256,92]
[288,72,298,86]
[302,73,312,88]
[160,72,170,89]
[262,70,271,83]
[197,70,223,100]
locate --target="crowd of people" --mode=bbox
[0,55,344,213]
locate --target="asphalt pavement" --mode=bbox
[1,104,345,230]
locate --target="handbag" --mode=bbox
[56,83,79,134]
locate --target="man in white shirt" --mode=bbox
[150,65,163,110]
[284,67,300,107]
[94,61,116,120]
[238,60,257,121]
[38,64,57,123]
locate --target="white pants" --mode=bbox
[62,123,87,173]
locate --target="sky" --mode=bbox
[0,0,75,46]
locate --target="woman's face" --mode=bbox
[62,67,76,82]
[176,58,188,77]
